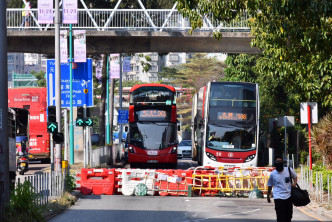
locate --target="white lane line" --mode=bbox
[192,208,262,221]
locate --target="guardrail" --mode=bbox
[14,165,70,207]
[6,8,250,32]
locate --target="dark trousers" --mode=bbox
[274,197,293,222]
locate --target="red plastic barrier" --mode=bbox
[77,168,115,195]
[155,169,193,196]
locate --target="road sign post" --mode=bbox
[118,110,129,124]
[300,102,318,170]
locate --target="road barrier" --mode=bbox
[77,168,115,195]
[77,166,274,196]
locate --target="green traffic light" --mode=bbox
[85,118,93,126]
[76,118,84,126]
[47,122,58,133]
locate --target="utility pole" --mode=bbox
[0,0,9,213]
[55,0,62,172]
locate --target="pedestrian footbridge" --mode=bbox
[6,7,259,54]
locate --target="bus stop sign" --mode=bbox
[118,110,129,124]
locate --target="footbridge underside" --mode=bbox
[7,31,260,54]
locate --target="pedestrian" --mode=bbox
[20,3,25,28]
[24,0,31,27]
[267,156,297,222]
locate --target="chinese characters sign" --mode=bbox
[38,0,53,24]
[62,0,78,24]
[74,30,86,63]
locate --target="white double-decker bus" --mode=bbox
[191,82,260,167]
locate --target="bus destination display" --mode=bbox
[138,110,167,120]
[218,112,247,120]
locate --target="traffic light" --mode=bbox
[85,118,93,126]
[77,106,84,119]
[47,106,58,133]
[85,107,90,117]
[53,133,64,144]
[48,106,56,123]
[76,106,84,126]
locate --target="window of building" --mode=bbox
[169,54,179,62]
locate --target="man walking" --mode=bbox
[267,156,297,222]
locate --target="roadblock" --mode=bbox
[76,166,274,196]
[76,168,115,195]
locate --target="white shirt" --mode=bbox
[267,167,297,200]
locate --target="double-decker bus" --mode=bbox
[8,87,50,161]
[127,83,178,168]
[8,108,29,183]
[191,82,259,167]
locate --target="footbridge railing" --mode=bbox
[7,8,250,32]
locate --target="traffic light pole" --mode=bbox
[83,104,86,168]
[50,133,54,171]
[69,24,74,165]
[119,54,123,144]
[55,0,62,172]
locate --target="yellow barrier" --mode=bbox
[191,167,273,196]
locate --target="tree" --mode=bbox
[159,53,226,129]
[159,54,225,91]
[177,0,332,109]
[31,70,46,87]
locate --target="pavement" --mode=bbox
[300,201,332,222]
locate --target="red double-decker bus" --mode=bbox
[127,84,178,168]
[8,87,50,161]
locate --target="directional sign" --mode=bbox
[118,110,129,124]
[76,118,84,127]
[85,118,93,126]
[47,59,93,107]
[47,122,58,133]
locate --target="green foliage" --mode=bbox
[311,165,332,191]
[177,0,332,109]
[311,112,332,169]
[300,150,309,165]
[159,53,225,91]
[5,181,44,222]
[31,70,46,87]
[6,0,23,8]
[65,173,76,191]
[84,0,175,9]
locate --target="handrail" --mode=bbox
[6,8,250,32]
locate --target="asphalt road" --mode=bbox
[49,158,327,222]
[50,195,322,222]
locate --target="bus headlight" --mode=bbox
[128,146,134,153]
[171,146,177,154]
[244,154,256,163]
[206,152,217,161]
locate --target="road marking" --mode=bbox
[191,208,261,221]
[298,207,324,222]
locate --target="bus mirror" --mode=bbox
[177,125,180,131]
[124,126,128,132]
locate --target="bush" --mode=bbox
[311,112,332,169]
[65,173,76,191]
[5,181,45,222]
[311,165,332,191]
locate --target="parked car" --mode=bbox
[177,140,191,158]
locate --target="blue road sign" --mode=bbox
[118,110,129,124]
[47,59,93,107]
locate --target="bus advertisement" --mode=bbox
[191,82,259,167]
[127,84,178,168]
[8,87,50,161]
